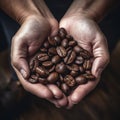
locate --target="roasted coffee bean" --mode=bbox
[55,63,67,74]
[75,56,84,65]
[64,75,76,87]
[56,46,66,57]
[61,38,69,48]
[48,47,57,55]
[70,70,79,77]
[28,77,38,83]
[42,61,53,68]
[67,64,79,71]
[48,65,55,73]
[66,34,73,41]
[68,40,77,47]
[44,41,50,48]
[52,55,61,64]
[79,66,85,73]
[38,77,47,84]
[64,50,76,64]
[47,72,59,83]
[85,70,91,74]
[35,66,48,77]
[58,28,67,39]
[61,83,70,94]
[30,59,39,72]
[53,35,61,45]
[40,47,47,52]
[76,75,87,84]
[29,58,35,70]
[38,53,49,62]
[48,36,56,46]
[31,75,38,80]
[74,45,83,53]
[84,74,95,81]
[83,60,92,70]
[80,50,91,59]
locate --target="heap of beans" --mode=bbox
[28,28,95,95]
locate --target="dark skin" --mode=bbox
[0,0,119,108]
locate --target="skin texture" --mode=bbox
[1,0,119,108]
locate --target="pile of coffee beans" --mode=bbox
[28,28,95,95]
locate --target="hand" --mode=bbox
[59,15,109,108]
[11,15,68,107]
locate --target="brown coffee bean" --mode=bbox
[28,75,38,83]
[61,83,70,94]
[44,41,50,48]
[47,72,59,83]
[76,75,87,84]
[35,66,48,77]
[48,65,55,73]
[58,28,67,39]
[48,47,57,55]
[38,53,49,62]
[48,36,56,46]
[53,35,61,45]
[64,50,76,64]
[80,50,91,59]
[61,38,69,48]
[42,61,53,68]
[64,75,76,87]
[55,63,67,74]
[74,45,83,54]
[85,70,91,74]
[79,66,85,73]
[56,46,66,57]
[70,70,79,77]
[40,47,47,52]
[84,74,95,81]
[83,60,92,70]
[75,56,84,65]
[66,34,73,41]
[67,64,79,71]
[38,77,47,84]
[68,40,77,47]
[52,55,61,64]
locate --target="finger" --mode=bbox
[92,35,109,78]
[47,84,68,108]
[67,78,100,109]
[15,68,53,99]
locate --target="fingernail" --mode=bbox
[20,69,27,78]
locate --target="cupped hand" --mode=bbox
[11,15,68,106]
[59,15,109,108]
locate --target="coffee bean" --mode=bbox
[53,35,61,45]
[56,46,66,57]
[84,74,95,81]
[35,66,48,77]
[61,38,69,48]
[80,50,92,59]
[55,63,67,74]
[70,70,79,77]
[74,45,83,54]
[68,40,77,47]
[44,41,50,48]
[38,53,49,62]
[48,36,56,46]
[48,65,55,73]
[66,34,73,41]
[52,55,61,64]
[76,75,87,84]
[47,72,59,83]
[38,77,47,84]
[59,75,64,82]
[58,28,67,39]
[75,56,84,65]
[48,47,57,55]
[42,61,53,68]
[61,83,70,94]
[64,50,76,64]
[40,47,47,52]
[28,76,38,83]
[67,64,79,71]
[79,66,85,73]
[83,60,92,70]
[64,75,76,87]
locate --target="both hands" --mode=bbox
[11,14,109,108]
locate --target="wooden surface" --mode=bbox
[0,41,120,120]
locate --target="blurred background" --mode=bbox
[0,1,120,120]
